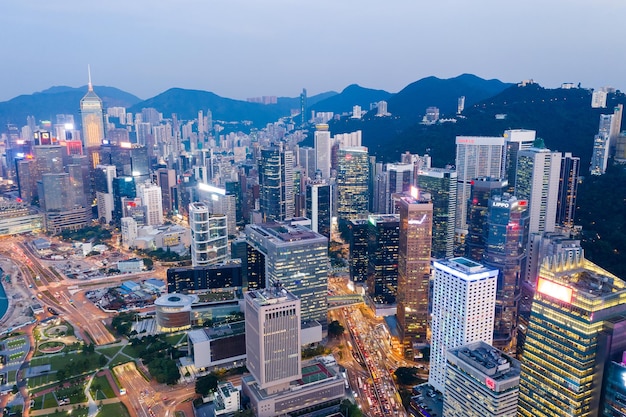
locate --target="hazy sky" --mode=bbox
[1,0,625,101]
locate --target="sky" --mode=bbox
[1,0,625,102]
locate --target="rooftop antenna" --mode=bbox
[87,64,93,91]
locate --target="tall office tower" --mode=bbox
[297,146,316,180]
[112,176,136,223]
[367,214,400,305]
[314,124,331,180]
[245,222,328,327]
[94,165,117,224]
[136,182,164,226]
[503,129,536,192]
[482,194,529,352]
[34,145,65,177]
[396,189,433,349]
[348,218,369,283]
[429,257,498,393]
[517,251,626,417]
[466,178,508,262]
[189,202,228,267]
[515,141,561,234]
[416,167,457,259]
[258,146,294,222]
[100,143,150,184]
[67,163,88,208]
[336,146,369,226]
[385,163,414,213]
[444,341,520,417]
[120,217,137,248]
[80,70,105,150]
[16,158,37,205]
[455,136,506,236]
[40,173,71,211]
[306,180,331,239]
[244,286,301,394]
[371,171,388,214]
[246,243,266,291]
[156,168,177,214]
[299,88,307,126]
[556,152,580,228]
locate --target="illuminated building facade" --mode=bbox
[367,214,400,305]
[305,181,331,239]
[429,257,498,393]
[518,250,626,417]
[80,77,104,149]
[314,124,331,180]
[466,178,508,262]
[189,202,228,267]
[100,143,150,184]
[348,218,369,283]
[166,262,242,293]
[112,176,136,223]
[396,190,433,348]
[556,152,580,229]
[482,194,529,352]
[336,146,370,225]
[416,167,457,259]
[245,222,328,327]
[258,146,295,222]
[444,341,520,417]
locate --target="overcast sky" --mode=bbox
[1,0,625,101]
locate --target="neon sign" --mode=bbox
[537,278,573,304]
[485,377,496,390]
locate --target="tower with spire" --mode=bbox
[80,65,105,151]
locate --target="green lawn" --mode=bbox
[55,382,87,404]
[90,375,115,399]
[7,370,16,383]
[97,402,131,417]
[28,373,55,388]
[43,392,58,408]
[95,345,124,359]
[6,338,26,349]
[37,409,89,417]
[108,353,132,367]
[29,351,105,372]
[164,333,187,346]
[120,344,140,358]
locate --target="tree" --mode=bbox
[340,399,362,417]
[11,384,18,394]
[328,320,345,338]
[394,367,421,385]
[98,354,108,367]
[142,258,154,270]
[195,374,219,396]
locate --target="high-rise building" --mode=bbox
[482,194,529,351]
[137,182,164,226]
[367,214,400,305]
[120,217,137,249]
[112,176,136,223]
[385,163,414,213]
[396,189,433,348]
[348,218,369,283]
[455,136,506,236]
[156,168,177,214]
[556,152,580,229]
[100,143,150,184]
[189,202,228,267]
[297,146,316,181]
[245,221,328,327]
[429,257,498,393]
[258,146,294,222]
[336,146,369,225]
[517,250,626,417]
[166,262,242,293]
[244,285,301,394]
[515,141,561,234]
[305,180,331,239]
[444,341,520,417]
[314,124,331,180]
[416,167,457,259]
[80,71,105,150]
[503,129,536,193]
[466,178,508,262]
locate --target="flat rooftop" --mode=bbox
[249,222,324,243]
[449,341,520,382]
[434,257,498,281]
[247,285,298,306]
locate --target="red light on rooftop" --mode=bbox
[519,200,528,206]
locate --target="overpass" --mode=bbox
[327,294,365,309]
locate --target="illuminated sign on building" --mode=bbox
[491,201,510,209]
[408,214,428,225]
[537,277,573,304]
[485,377,496,390]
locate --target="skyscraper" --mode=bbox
[189,202,228,267]
[112,176,136,224]
[556,152,580,229]
[245,222,328,327]
[503,129,536,192]
[80,69,105,155]
[348,218,369,283]
[416,167,457,259]
[137,182,164,226]
[517,250,626,417]
[444,341,520,417]
[367,214,400,305]
[515,141,561,234]
[244,285,301,394]
[482,194,529,351]
[396,189,433,348]
[429,257,498,393]
[466,178,508,262]
[385,163,414,213]
[305,180,331,239]
[314,124,331,180]
[258,146,294,222]
[455,136,506,236]
[156,168,177,215]
[336,146,369,225]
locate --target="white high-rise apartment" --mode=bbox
[455,136,506,234]
[189,202,228,267]
[137,182,164,226]
[314,124,331,179]
[244,285,301,394]
[429,257,498,393]
[515,144,561,234]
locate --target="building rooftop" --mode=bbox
[247,283,298,306]
[434,257,499,281]
[248,222,325,244]
[368,214,400,224]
